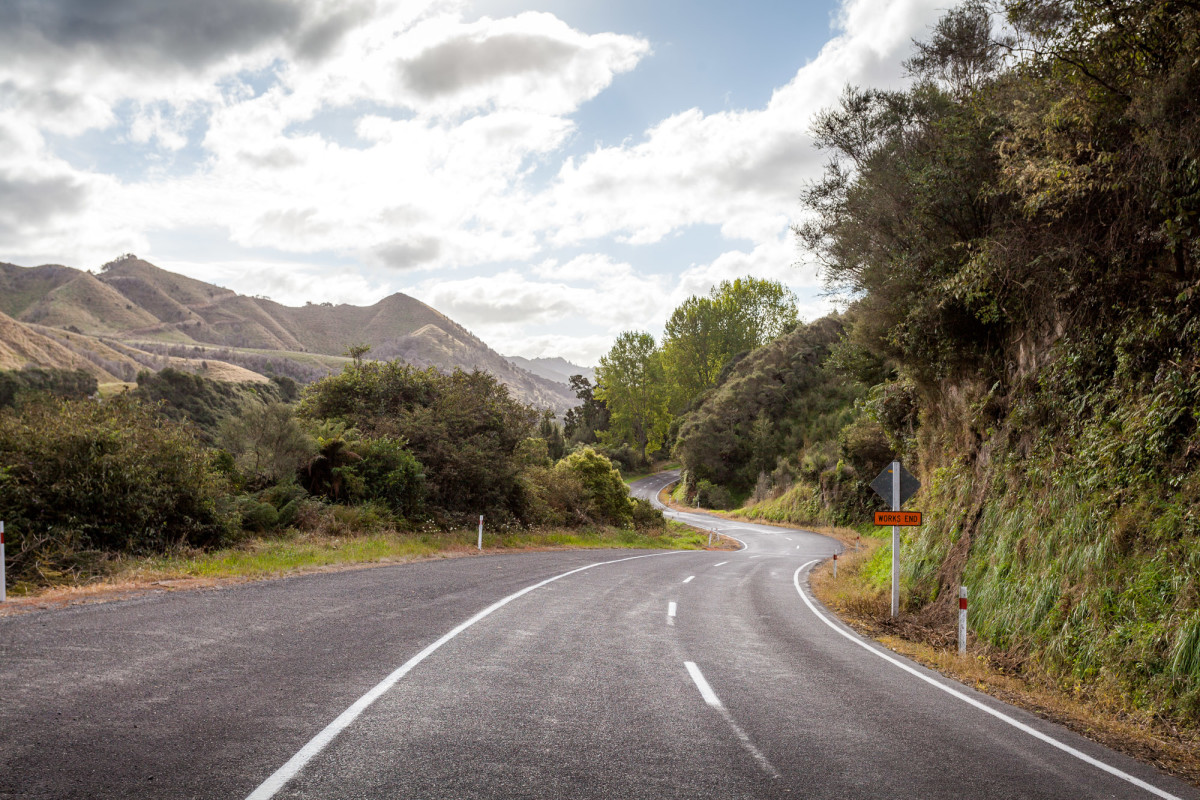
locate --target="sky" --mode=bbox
[0,0,950,365]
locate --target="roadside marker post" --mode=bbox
[958,586,969,656]
[832,552,838,578]
[1,521,6,603]
[477,515,483,551]
[891,464,899,616]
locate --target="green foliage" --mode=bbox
[660,279,799,414]
[674,315,867,499]
[555,447,636,526]
[562,375,609,445]
[0,395,236,580]
[219,402,316,489]
[785,0,1200,727]
[0,367,97,408]
[355,436,425,518]
[299,361,536,517]
[133,368,285,441]
[595,331,670,461]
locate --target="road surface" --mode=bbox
[0,471,1193,799]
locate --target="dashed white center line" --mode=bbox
[713,561,728,567]
[683,661,779,777]
[683,576,695,583]
[667,601,677,626]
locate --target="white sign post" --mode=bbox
[477,515,483,551]
[871,460,920,619]
[1,521,6,603]
[891,461,900,617]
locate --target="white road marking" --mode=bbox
[668,601,677,625]
[791,563,1183,800]
[784,537,792,541]
[684,661,779,778]
[244,551,684,800]
[713,561,728,567]
[795,545,801,550]
[683,576,695,583]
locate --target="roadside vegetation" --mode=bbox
[0,355,685,597]
[582,0,1200,736]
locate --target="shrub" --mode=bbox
[355,436,425,518]
[630,498,664,530]
[0,396,236,579]
[696,479,733,510]
[555,447,633,526]
[0,367,97,409]
[219,402,315,489]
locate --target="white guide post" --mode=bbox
[958,586,969,656]
[891,460,900,618]
[477,515,483,551]
[1,520,6,603]
[832,552,838,578]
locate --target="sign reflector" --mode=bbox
[874,511,922,526]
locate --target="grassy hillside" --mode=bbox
[0,255,577,409]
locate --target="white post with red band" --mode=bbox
[1,521,6,603]
[958,585,969,656]
[832,552,838,578]
[477,515,483,551]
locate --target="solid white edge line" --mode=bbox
[245,551,684,800]
[683,576,695,583]
[684,660,721,707]
[791,562,1183,800]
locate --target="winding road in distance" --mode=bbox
[1,471,1194,799]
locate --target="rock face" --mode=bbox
[0,257,577,410]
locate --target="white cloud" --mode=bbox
[0,0,946,362]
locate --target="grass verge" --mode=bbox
[809,543,1200,788]
[0,523,710,616]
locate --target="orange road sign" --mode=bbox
[875,511,922,526]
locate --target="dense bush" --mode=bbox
[133,368,286,440]
[300,361,537,516]
[0,396,236,579]
[555,447,635,526]
[0,367,97,408]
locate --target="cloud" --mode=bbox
[392,13,649,115]
[0,0,947,362]
[402,33,576,98]
[372,237,442,270]
[0,0,350,74]
[0,171,87,240]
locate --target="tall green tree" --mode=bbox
[594,331,669,461]
[660,278,798,413]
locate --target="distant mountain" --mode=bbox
[506,356,594,386]
[0,256,578,411]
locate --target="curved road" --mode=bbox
[0,472,1193,799]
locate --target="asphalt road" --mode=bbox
[1,472,1195,799]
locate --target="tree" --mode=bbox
[219,402,316,489]
[660,278,799,413]
[299,361,537,515]
[594,332,670,462]
[660,296,724,412]
[562,375,609,444]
